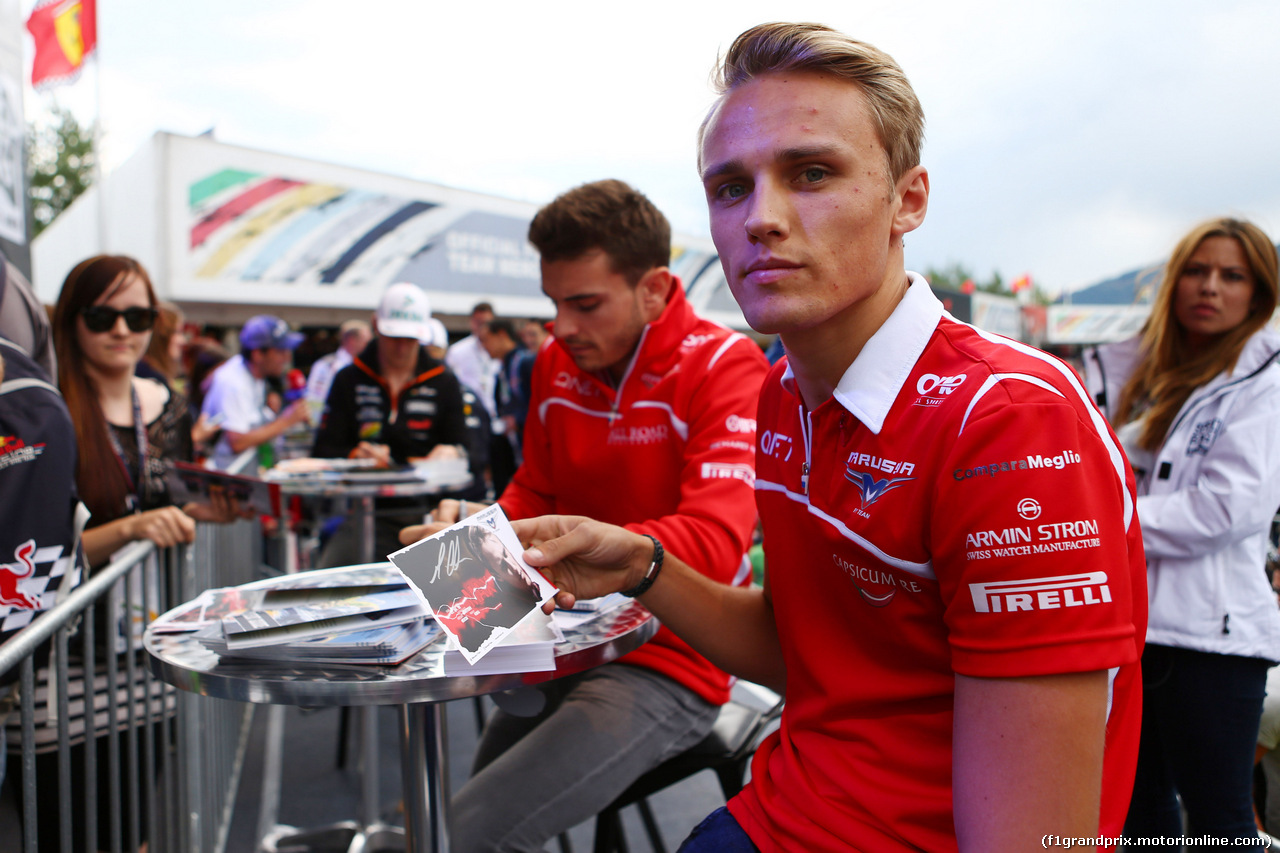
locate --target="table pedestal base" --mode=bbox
[399,702,450,853]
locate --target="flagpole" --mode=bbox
[92,9,105,253]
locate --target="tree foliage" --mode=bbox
[27,106,95,238]
[923,262,1051,305]
[924,262,1004,294]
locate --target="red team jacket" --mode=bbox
[729,276,1146,851]
[499,280,769,705]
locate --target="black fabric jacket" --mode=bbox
[312,339,467,463]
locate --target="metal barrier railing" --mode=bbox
[0,516,264,853]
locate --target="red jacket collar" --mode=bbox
[552,276,697,396]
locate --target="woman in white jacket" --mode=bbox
[1086,217,1280,842]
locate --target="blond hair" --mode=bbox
[1116,218,1279,450]
[705,22,924,181]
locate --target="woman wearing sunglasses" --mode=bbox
[52,255,234,566]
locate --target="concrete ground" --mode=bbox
[226,694,730,853]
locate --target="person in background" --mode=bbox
[185,339,230,458]
[304,318,371,411]
[478,318,528,494]
[0,336,84,788]
[404,178,769,852]
[519,317,550,355]
[51,255,243,565]
[1256,658,1280,836]
[200,314,310,470]
[446,301,499,412]
[0,254,56,378]
[424,316,449,360]
[45,255,246,851]
[447,301,502,495]
[0,320,88,850]
[424,310,491,502]
[136,302,187,390]
[312,282,468,564]
[1085,217,1280,844]
[512,23,1145,851]
[481,317,534,461]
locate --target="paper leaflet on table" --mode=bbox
[389,504,556,665]
[166,461,281,517]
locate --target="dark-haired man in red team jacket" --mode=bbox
[403,179,768,851]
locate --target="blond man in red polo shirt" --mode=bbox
[516,23,1146,853]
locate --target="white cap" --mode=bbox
[425,317,449,349]
[376,282,432,340]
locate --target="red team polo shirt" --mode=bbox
[728,275,1146,852]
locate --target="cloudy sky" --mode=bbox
[23,0,1280,297]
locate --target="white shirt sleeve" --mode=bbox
[202,359,264,434]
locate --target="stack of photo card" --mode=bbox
[194,618,440,666]
[439,606,560,676]
[389,504,560,670]
[150,565,435,664]
[216,586,426,650]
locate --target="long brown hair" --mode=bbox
[52,256,158,524]
[142,302,184,381]
[1115,218,1279,451]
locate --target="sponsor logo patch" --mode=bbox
[1187,419,1222,456]
[965,518,1101,561]
[0,540,40,610]
[759,430,793,461]
[953,448,1081,481]
[681,333,715,349]
[0,435,45,471]
[701,462,755,487]
[844,469,914,517]
[969,571,1112,613]
[711,440,753,452]
[725,415,757,434]
[554,372,600,397]
[833,554,923,606]
[845,452,915,476]
[913,373,967,407]
[607,425,670,445]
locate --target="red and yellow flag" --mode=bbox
[26,0,98,90]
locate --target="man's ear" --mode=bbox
[636,267,673,321]
[891,165,929,241]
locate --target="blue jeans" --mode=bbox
[1124,643,1272,847]
[677,806,760,852]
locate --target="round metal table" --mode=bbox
[145,598,657,853]
[268,466,473,568]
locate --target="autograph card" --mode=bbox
[388,504,556,664]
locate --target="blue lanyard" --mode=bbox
[105,383,150,513]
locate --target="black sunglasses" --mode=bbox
[80,305,159,333]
